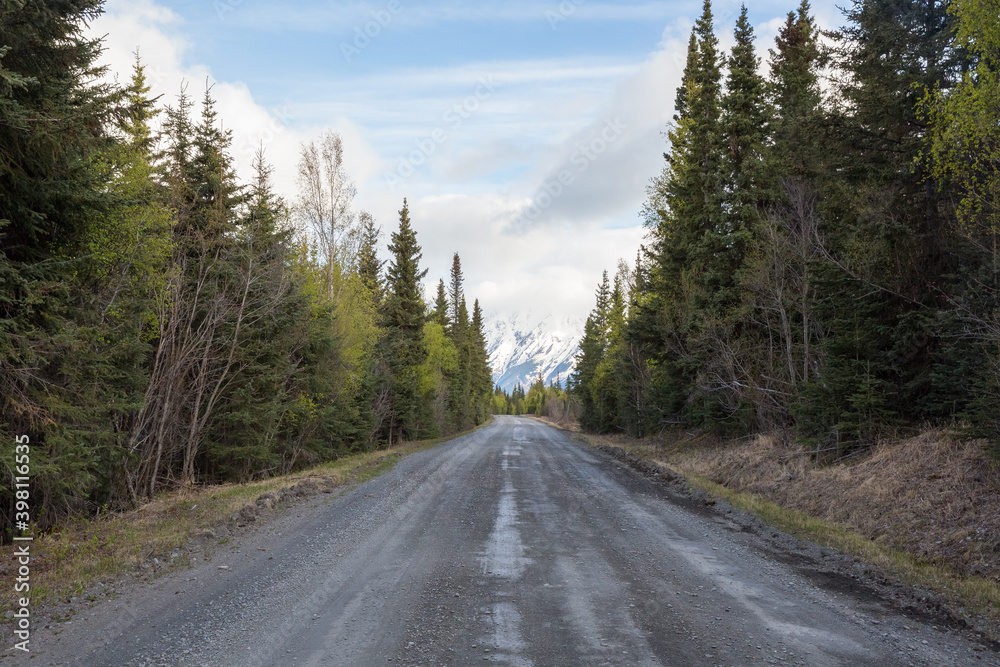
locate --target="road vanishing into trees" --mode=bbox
[25,416,996,666]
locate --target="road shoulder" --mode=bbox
[528,416,1000,651]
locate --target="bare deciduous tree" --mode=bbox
[295,131,360,300]
[126,230,296,499]
[730,178,824,432]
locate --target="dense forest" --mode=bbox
[0,1,495,532]
[573,0,1000,455]
[490,376,576,420]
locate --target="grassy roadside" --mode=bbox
[539,419,1000,636]
[0,419,492,618]
[683,471,1000,627]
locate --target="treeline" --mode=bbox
[491,376,577,420]
[0,1,492,531]
[573,0,1000,455]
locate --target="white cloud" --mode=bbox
[407,192,645,317]
[497,27,685,234]
[93,0,801,326]
[370,29,696,318]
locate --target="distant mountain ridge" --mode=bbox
[484,311,583,393]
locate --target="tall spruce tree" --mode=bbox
[158,85,197,230]
[380,199,429,442]
[593,270,611,345]
[200,150,309,480]
[573,314,606,431]
[190,85,241,237]
[356,211,384,301]
[710,6,777,431]
[769,1,824,182]
[448,252,465,341]
[91,57,174,504]
[811,0,967,442]
[433,279,450,328]
[0,0,129,526]
[721,6,772,250]
[674,33,700,124]
[452,296,473,428]
[637,0,725,425]
[470,299,494,423]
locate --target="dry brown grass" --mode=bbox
[575,427,1000,627]
[527,414,581,431]
[657,430,1000,580]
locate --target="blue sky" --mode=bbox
[91,0,842,319]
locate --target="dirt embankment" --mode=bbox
[585,427,1000,582]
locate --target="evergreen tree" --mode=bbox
[448,252,465,340]
[0,0,133,526]
[129,85,251,492]
[769,0,824,182]
[575,271,617,429]
[727,0,829,436]
[688,6,777,432]
[591,269,629,432]
[593,270,611,343]
[380,199,429,442]
[721,5,773,250]
[636,0,725,427]
[242,147,287,237]
[919,0,1000,445]
[120,51,159,156]
[158,85,197,232]
[433,279,451,328]
[197,150,337,481]
[449,296,473,428]
[808,0,966,440]
[95,56,174,495]
[356,211,384,300]
[674,33,699,124]
[189,85,241,237]
[470,299,494,422]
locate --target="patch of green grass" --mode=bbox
[355,453,401,483]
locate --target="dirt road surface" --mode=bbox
[17,416,998,666]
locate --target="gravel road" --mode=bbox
[18,416,998,666]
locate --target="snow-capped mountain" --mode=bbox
[484,311,584,393]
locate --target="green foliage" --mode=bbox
[575,0,1000,460]
[919,0,1000,447]
[0,7,498,533]
[418,322,460,436]
[379,199,430,442]
[357,211,384,301]
[0,0,141,526]
[493,383,529,416]
[432,279,450,328]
